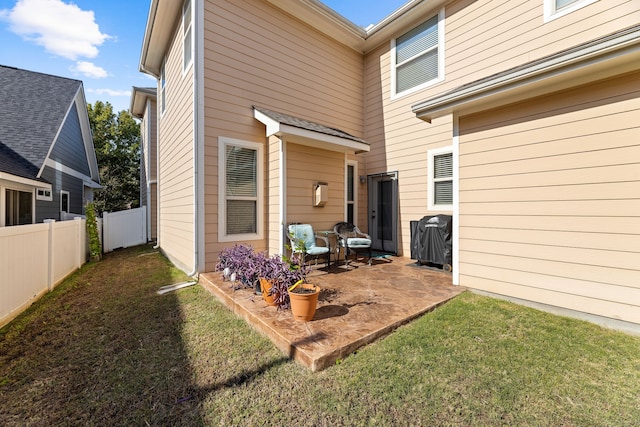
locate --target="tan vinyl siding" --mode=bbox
[457,72,640,324]
[157,19,195,273]
[286,143,344,232]
[202,0,363,268]
[362,0,637,258]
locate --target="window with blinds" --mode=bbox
[428,147,453,210]
[219,137,263,241]
[182,0,192,71]
[433,153,452,205]
[392,11,443,97]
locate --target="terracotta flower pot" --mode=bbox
[259,278,277,307]
[288,283,320,321]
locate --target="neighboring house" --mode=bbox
[0,65,101,226]
[138,0,640,328]
[130,86,158,241]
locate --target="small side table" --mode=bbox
[317,230,338,268]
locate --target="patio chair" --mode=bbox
[287,223,330,268]
[333,222,372,266]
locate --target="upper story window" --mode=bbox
[391,9,444,99]
[160,61,166,115]
[544,0,598,22]
[183,0,193,71]
[218,137,263,242]
[428,147,453,211]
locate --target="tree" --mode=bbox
[87,101,140,213]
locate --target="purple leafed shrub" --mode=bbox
[216,244,309,309]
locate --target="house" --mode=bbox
[0,65,101,226]
[138,0,640,329]
[130,86,158,241]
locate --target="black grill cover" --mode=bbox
[411,214,452,266]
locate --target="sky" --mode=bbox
[0,0,408,114]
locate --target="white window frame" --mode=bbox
[544,0,598,22]
[390,8,445,100]
[427,146,453,211]
[182,0,193,73]
[36,188,52,201]
[345,160,357,224]
[218,137,263,242]
[60,190,70,213]
[160,60,166,115]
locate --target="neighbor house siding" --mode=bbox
[36,166,84,222]
[49,103,91,176]
[157,17,195,273]
[457,71,640,324]
[201,0,364,270]
[362,0,638,257]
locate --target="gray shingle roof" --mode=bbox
[253,106,367,145]
[0,64,81,180]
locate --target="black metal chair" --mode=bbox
[333,222,372,266]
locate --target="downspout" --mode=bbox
[145,98,152,241]
[186,0,205,277]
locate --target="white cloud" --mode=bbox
[71,61,107,78]
[1,0,110,60]
[87,88,131,97]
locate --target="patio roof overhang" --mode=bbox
[412,24,640,122]
[0,171,51,190]
[253,106,370,154]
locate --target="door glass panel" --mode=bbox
[377,180,393,242]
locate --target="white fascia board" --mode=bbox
[254,109,369,153]
[253,108,281,137]
[0,173,51,190]
[44,159,101,188]
[412,28,640,121]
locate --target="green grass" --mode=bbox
[1,246,639,426]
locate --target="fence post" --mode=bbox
[44,219,55,291]
[103,212,109,253]
[74,217,83,269]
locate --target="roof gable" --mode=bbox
[0,65,81,171]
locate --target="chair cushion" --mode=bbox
[346,238,371,248]
[289,224,316,250]
[306,246,329,256]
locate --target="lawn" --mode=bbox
[1,246,639,426]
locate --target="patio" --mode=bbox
[199,255,464,371]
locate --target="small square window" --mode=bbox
[36,188,52,201]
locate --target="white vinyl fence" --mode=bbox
[102,207,147,253]
[0,218,86,328]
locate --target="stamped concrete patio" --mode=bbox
[199,256,464,371]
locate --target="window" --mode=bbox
[346,162,357,224]
[160,61,166,114]
[182,0,193,71]
[544,0,598,22]
[218,137,263,241]
[391,10,444,98]
[428,147,453,211]
[5,189,32,226]
[60,190,69,213]
[36,188,52,201]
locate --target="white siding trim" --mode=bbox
[452,115,460,286]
